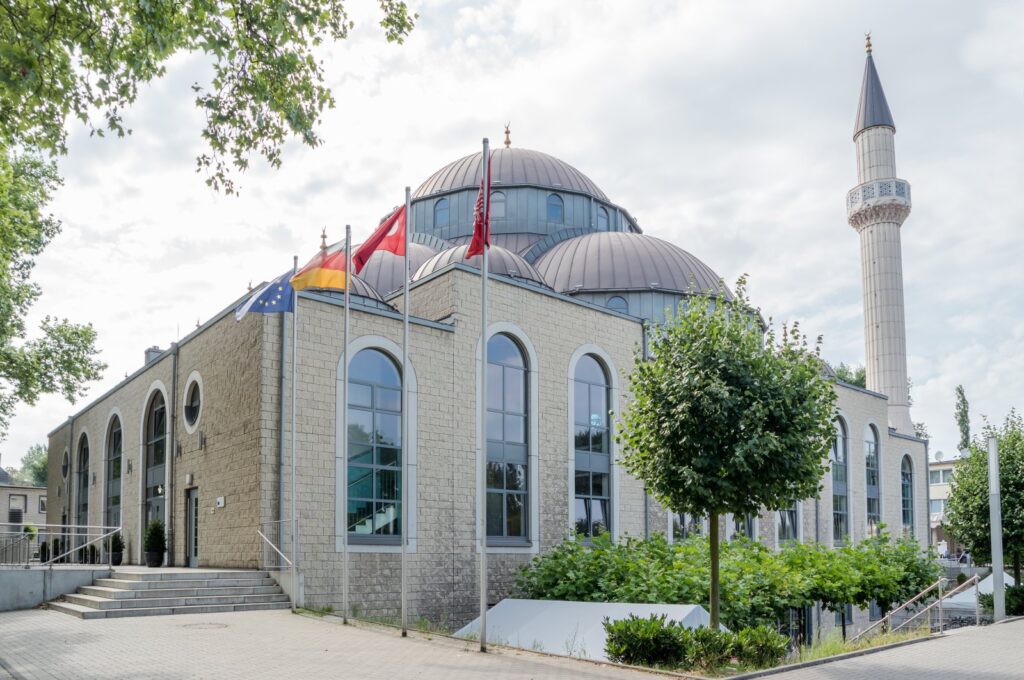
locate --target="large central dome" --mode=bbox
[413,148,608,201]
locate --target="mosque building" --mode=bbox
[45,42,927,637]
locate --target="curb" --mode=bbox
[729,633,937,679]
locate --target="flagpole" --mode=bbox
[342,225,352,624]
[478,137,490,653]
[291,255,299,610]
[401,187,411,637]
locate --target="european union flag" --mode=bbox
[234,270,295,320]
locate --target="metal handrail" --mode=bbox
[893,574,981,634]
[257,529,292,567]
[39,525,120,567]
[257,517,298,612]
[851,576,948,642]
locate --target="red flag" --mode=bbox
[353,205,406,273]
[466,154,492,259]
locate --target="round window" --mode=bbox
[61,450,69,479]
[184,380,202,427]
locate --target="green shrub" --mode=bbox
[603,614,686,667]
[110,531,124,553]
[144,519,166,554]
[956,572,967,586]
[979,585,1024,616]
[688,626,735,671]
[736,625,790,669]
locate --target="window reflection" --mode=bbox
[486,334,529,542]
[573,354,611,538]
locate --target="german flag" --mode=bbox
[291,240,347,292]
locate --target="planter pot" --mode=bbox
[111,552,123,566]
[145,551,163,568]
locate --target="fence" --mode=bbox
[0,523,120,568]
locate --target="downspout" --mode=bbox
[641,320,649,540]
[166,343,179,566]
[278,313,288,551]
[815,496,821,638]
[923,438,931,547]
[66,415,75,562]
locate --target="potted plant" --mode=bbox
[110,532,124,566]
[144,519,166,568]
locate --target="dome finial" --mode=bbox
[319,227,327,251]
[503,122,511,148]
[865,31,872,54]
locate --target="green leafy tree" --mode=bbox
[4,443,48,486]
[955,385,970,452]
[834,362,866,388]
[617,278,837,628]
[946,410,1024,582]
[0,0,416,193]
[0,147,105,441]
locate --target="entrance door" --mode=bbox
[185,488,199,568]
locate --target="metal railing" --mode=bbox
[851,574,982,642]
[0,523,120,568]
[258,518,298,612]
[0,530,34,565]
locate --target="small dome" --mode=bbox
[355,242,438,295]
[533,232,731,299]
[413,148,608,201]
[413,245,548,287]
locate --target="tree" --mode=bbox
[913,422,930,439]
[945,410,1024,582]
[5,443,48,487]
[618,278,837,628]
[0,147,106,441]
[0,0,416,193]
[833,362,866,388]
[955,385,970,452]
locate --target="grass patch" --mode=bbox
[298,604,334,617]
[796,628,928,664]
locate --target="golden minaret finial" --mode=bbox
[865,32,872,54]
[319,227,328,251]
[503,122,511,148]
[247,280,253,292]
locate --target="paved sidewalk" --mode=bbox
[0,608,663,680]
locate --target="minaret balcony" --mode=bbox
[846,178,912,226]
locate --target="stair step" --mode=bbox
[51,600,290,619]
[94,577,277,590]
[80,585,283,599]
[65,593,289,610]
[111,570,269,582]
[48,601,106,620]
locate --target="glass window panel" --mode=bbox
[591,428,607,454]
[376,446,400,467]
[487,364,503,410]
[504,367,525,414]
[374,413,400,446]
[375,502,399,535]
[486,492,503,536]
[503,443,527,464]
[574,498,589,535]
[348,500,374,534]
[597,207,609,230]
[505,463,526,492]
[592,500,608,536]
[348,410,373,443]
[349,442,373,464]
[434,198,449,228]
[942,469,954,483]
[607,296,628,314]
[929,470,940,484]
[486,440,504,461]
[486,412,503,441]
[348,466,373,499]
[589,385,607,427]
[486,462,504,490]
[574,382,589,426]
[152,440,165,466]
[546,194,563,222]
[504,415,525,444]
[111,458,121,478]
[348,383,372,408]
[490,191,506,218]
[506,494,524,536]
[376,469,400,501]
[350,349,400,386]
[575,355,606,385]
[574,426,590,452]
[487,335,523,368]
[575,471,590,496]
[591,473,609,498]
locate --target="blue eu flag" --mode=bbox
[234,270,295,320]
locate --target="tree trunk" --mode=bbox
[1014,551,1021,585]
[709,512,720,630]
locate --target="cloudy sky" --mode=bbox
[5,0,1023,468]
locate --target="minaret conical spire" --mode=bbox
[854,36,895,139]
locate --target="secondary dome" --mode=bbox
[533,231,732,299]
[413,244,548,287]
[413,148,608,201]
[355,242,438,295]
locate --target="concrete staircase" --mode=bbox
[49,568,290,619]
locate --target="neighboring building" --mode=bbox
[929,450,962,556]
[44,40,927,637]
[1,457,48,561]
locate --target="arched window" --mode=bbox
[901,455,914,537]
[144,392,167,526]
[831,418,849,545]
[597,206,609,230]
[490,191,506,219]
[346,348,403,540]
[778,501,799,544]
[573,354,610,538]
[76,434,90,528]
[865,425,880,537]
[546,194,563,223]
[606,296,628,315]
[434,198,449,228]
[106,417,122,528]
[184,381,201,427]
[731,514,756,540]
[486,334,528,543]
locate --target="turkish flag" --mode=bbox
[353,204,406,273]
[466,155,492,259]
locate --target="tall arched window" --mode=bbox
[434,197,449,228]
[144,392,167,526]
[106,417,122,528]
[573,354,610,538]
[865,425,880,537]
[831,418,849,546]
[901,455,914,537]
[546,194,564,223]
[486,334,528,544]
[597,206,609,230]
[76,434,90,528]
[606,296,628,315]
[778,501,799,544]
[347,348,402,541]
[490,191,506,219]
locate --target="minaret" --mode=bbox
[847,35,914,434]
